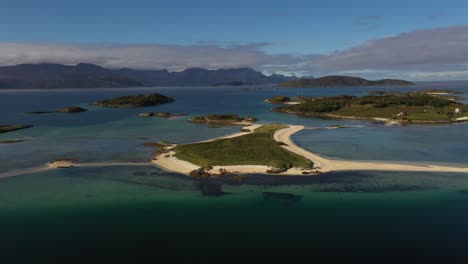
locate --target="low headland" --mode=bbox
[272,93,468,124]
[92,93,175,108]
[151,124,468,177]
[0,125,33,134]
[277,75,414,88]
[187,114,258,126]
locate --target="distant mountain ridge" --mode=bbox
[0,63,296,89]
[277,75,414,88]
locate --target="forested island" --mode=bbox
[273,93,468,123]
[277,75,414,88]
[92,93,175,108]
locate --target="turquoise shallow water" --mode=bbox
[1,83,468,261]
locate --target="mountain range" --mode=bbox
[0,63,296,89]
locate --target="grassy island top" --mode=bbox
[188,114,258,125]
[92,93,175,108]
[0,125,33,134]
[173,124,314,169]
[274,93,468,123]
[265,96,291,104]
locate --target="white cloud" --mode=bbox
[0,42,300,72]
[306,25,468,79]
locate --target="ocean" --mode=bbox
[1,83,468,261]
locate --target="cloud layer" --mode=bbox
[0,42,299,72]
[2,25,468,80]
[309,25,468,79]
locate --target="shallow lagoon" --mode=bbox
[1,83,468,260]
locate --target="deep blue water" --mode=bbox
[1,83,468,261]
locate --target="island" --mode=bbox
[151,124,468,177]
[273,93,468,124]
[26,106,87,114]
[0,139,24,144]
[92,93,175,108]
[0,125,33,134]
[265,96,292,104]
[277,75,414,88]
[153,124,315,176]
[139,112,188,118]
[187,114,258,126]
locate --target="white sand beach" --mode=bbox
[2,124,467,179]
[153,124,468,176]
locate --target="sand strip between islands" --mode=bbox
[153,124,468,175]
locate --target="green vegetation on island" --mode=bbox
[92,93,175,108]
[188,114,258,125]
[139,112,188,118]
[274,93,468,123]
[0,125,33,134]
[173,124,314,169]
[26,106,87,114]
[277,75,415,88]
[368,90,465,101]
[265,96,291,104]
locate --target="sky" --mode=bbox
[2,0,468,80]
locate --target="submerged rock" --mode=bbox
[133,171,148,176]
[194,179,227,196]
[263,192,303,203]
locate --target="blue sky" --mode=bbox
[2,0,468,79]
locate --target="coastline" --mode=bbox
[2,125,467,179]
[152,124,468,176]
[275,109,468,125]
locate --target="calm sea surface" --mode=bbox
[1,82,468,261]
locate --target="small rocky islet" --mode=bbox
[0,125,33,134]
[92,93,175,108]
[139,112,188,118]
[26,106,88,114]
